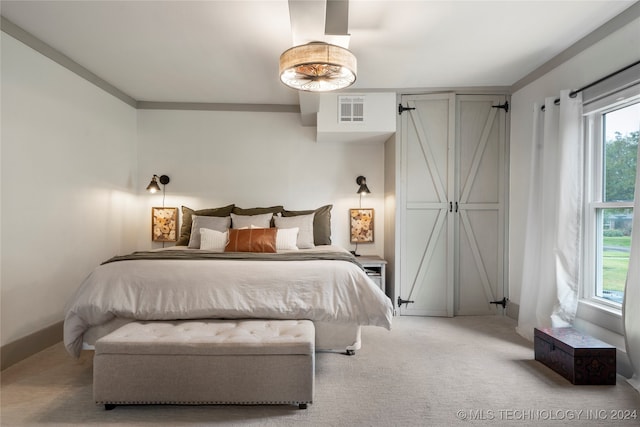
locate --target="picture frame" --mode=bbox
[350,208,374,243]
[152,207,178,242]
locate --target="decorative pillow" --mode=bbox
[276,227,299,251]
[274,214,315,249]
[232,206,284,216]
[200,228,228,252]
[177,204,235,246]
[282,204,332,245]
[188,216,231,248]
[232,206,283,227]
[231,212,274,229]
[225,228,277,253]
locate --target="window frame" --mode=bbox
[581,85,639,322]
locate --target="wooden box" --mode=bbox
[534,327,616,385]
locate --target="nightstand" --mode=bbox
[357,255,387,293]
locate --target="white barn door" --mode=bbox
[455,95,507,315]
[398,93,507,317]
[398,93,455,316]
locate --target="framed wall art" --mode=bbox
[152,207,178,242]
[350,208,374,243]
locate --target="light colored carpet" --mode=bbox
[1,315,639,426]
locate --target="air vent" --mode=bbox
[338,96,365,123]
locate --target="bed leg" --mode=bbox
[104,404,116,410]
[345,349,355,356]
[299,403,308,409]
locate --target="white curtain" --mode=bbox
[516,90,583,341]
[623,140,640,392]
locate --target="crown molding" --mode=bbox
[1,16,300,113]
[5,2,638,112]
[510,2,640,93]
[1,16,138,108]
[137,101,300,113]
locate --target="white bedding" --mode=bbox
[63,245,393,357]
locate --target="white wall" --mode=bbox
[0,34,139,346]
[316,92,397,143]
[509,17,640,306]
[136,109,386,255]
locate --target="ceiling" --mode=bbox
[1,1,636,106]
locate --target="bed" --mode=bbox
[63,204,394,357]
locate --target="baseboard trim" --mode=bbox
[1,321,64,371]
[506,301,519,321]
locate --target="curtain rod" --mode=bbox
[541,59,640,111]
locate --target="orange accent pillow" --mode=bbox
[225,228,277,253]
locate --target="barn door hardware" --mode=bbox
[491,101,509,113]
[489,297,509,308]
[398,104,416,115]
[397,296,415,308]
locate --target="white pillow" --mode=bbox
[188,215,231,248]
[199,228,228,252]
[274,214,315,249]
[231,212,273,229]
[276,227,299,251]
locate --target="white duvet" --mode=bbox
[63,246,394,357]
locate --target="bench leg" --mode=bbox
[299,403,308,409]
[105,404,116,411]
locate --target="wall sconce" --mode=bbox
[351,175,373,257]
[146,174,170,194]
[356,176,370,195]
[147,175,173,245]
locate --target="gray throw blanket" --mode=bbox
[103,249,363,268]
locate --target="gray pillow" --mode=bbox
[177,204,235,246]
[232,206,283,227]
[282,204,332,245]
[232,206,284,216]
[274,214,315,249]
[231,212,274,229]
[188,215,231,248]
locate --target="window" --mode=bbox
[584,88,639,310]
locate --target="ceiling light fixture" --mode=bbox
[279,42,357,92]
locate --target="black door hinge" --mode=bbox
[489,297,509,308]
[397,296,415,308]
[398,104,416,115]
[491,101,509,113]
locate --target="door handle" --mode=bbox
[449,202,453,212]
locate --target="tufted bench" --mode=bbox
[93,319,315,409]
